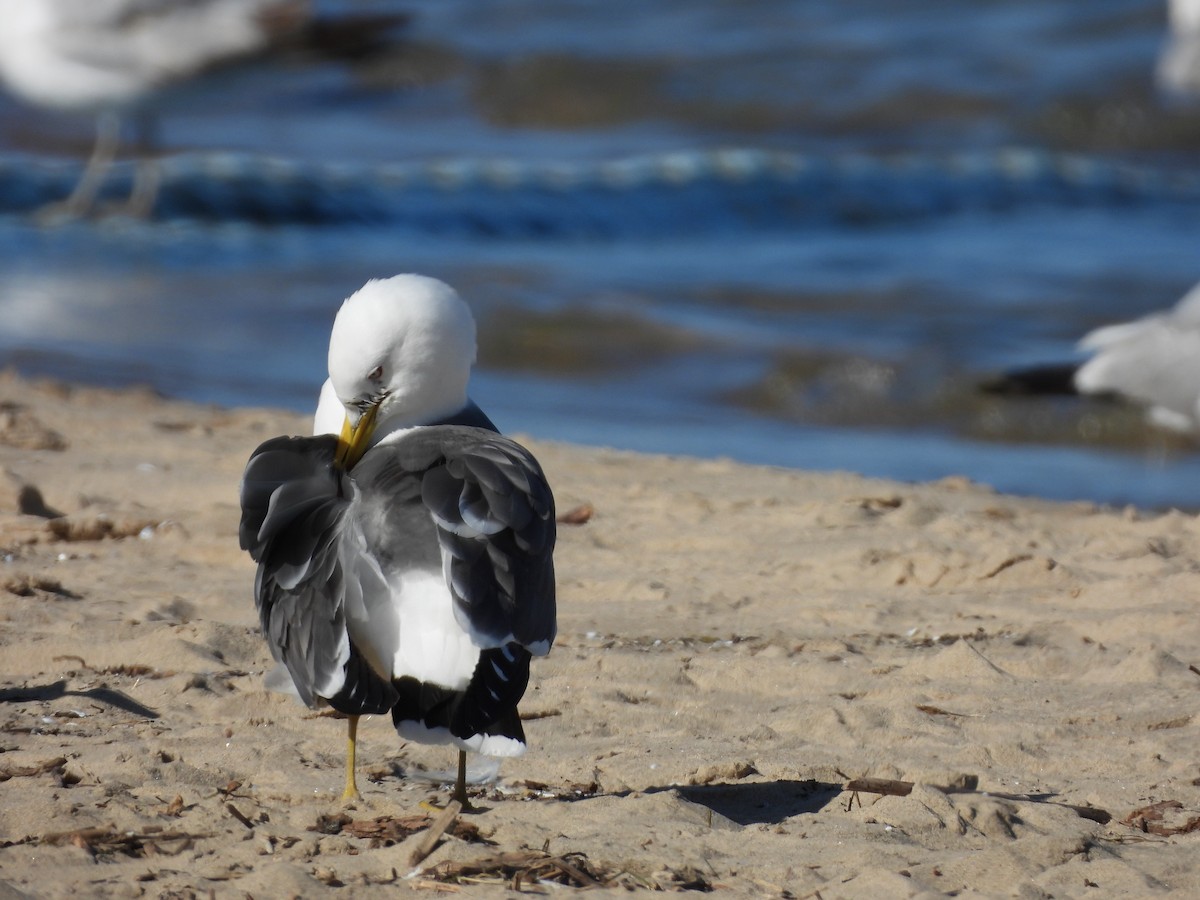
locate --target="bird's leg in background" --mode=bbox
[121,110,161,218]
[36,110,120,222]
[342,714,361,801]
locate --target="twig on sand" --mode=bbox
[844,777,1112,824]
[519,708,562,721]
[915,704,979,718]
[420,849,713,891]
[225,803,255,830]
[409,800,462,868]
[39,825,211,858]
[50,655,175,679]
[845,777,917,799]
[423,850,600,889]
[979,554,1034,579]
[0,757,66,782]
[1121,801,1200,836]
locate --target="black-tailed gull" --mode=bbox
[239,274,556,804]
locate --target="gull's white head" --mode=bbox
[327,274,477,463]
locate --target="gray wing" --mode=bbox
[239,434,396,714]
[354,426,557,655]
[427,428,557,654]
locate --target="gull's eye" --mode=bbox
[367,365,384,383]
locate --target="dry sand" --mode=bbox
[0,371,1197,898]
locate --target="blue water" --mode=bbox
[2,0,1200,509]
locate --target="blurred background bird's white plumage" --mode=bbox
[1074,281,1200,433]
[0,0,404,216]
[1158,0,1200,95]
[0,0,308,110]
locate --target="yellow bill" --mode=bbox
[334,402,379,471]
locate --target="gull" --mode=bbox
[239,274,556,806]
[985,280,1200,434]
[1072,280,1200,433]
[0,0,405,219]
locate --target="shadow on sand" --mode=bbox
[0,680,159,719]
[666,779,844,826]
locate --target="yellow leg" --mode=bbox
[341,714,361,801]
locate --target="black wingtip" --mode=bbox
[452,646,531,742]
[299,13,413,62]
[980,363,1081,397]
[389,645,532,747]
[326,644,399,716]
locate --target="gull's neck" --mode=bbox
[370,396,470,448]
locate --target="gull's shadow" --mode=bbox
[0,680,159,719]
[650,779,843,826]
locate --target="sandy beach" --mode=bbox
[0,370,1197,898]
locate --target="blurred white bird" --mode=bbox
[986,281,1200,435]
[0,0,406,219]
[1072,281,1200,433]
[1158,0,1200,98]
